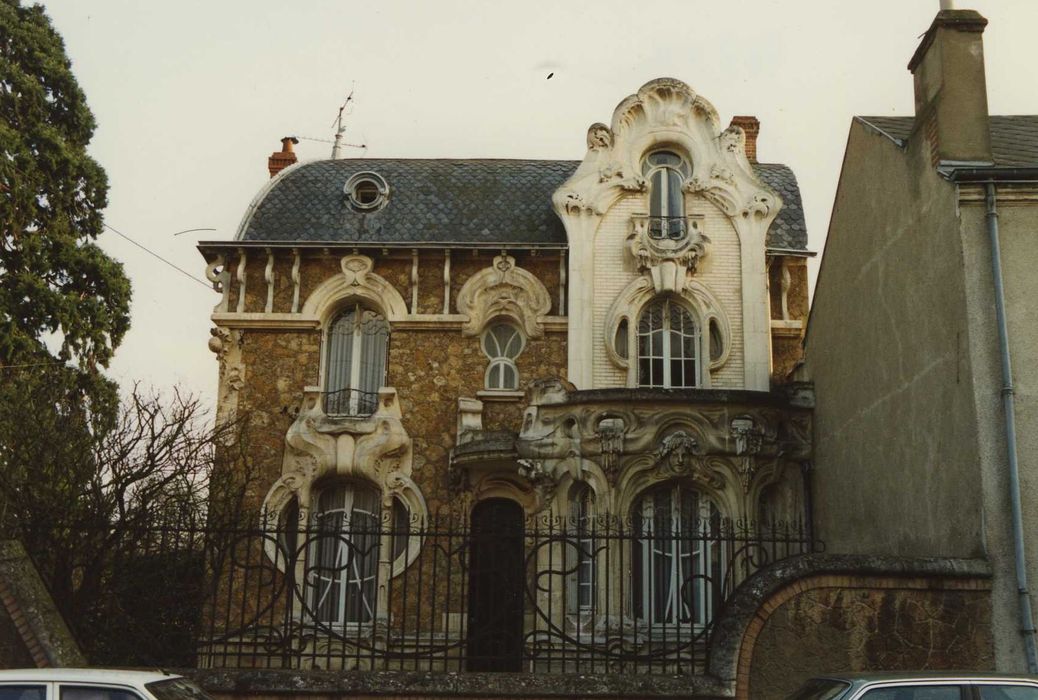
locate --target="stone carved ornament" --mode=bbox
[515,380,810,519]
[261,387,428,576]
[627,214,710,291]
[208,326,244,441]
[602,275,732,374]
[552,78,782,227]
[456,254,552,338]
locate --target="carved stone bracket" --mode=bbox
[628,214,710,292]
[261,386,428,552]
[208,326,244,440]
[456,254,552,338]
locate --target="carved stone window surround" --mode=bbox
[603,275,732,387]
[456,254,552,339]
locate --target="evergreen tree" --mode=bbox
[0,0,131,396]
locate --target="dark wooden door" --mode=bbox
[466,498,524,672]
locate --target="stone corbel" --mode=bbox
[205,255,231,313]
[627,214,709,293]
[456,254,552,338]
[207,326,244,439]
[264,385,426,530]
[456,397,484,446]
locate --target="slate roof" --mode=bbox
[856,115,1038,166]
[238,158,809,251]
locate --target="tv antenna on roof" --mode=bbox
[331,87,367,159]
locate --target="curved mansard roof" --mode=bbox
[236,158,808,251]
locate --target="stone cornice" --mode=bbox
[211,311,569,333]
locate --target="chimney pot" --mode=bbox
[729,116,760,163]
[268,136,300,179]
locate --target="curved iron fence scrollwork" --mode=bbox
[80,514,820,673]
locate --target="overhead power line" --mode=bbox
[102,223,213,291]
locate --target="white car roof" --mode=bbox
[0,670,180,685]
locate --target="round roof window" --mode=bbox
[344,171,389,211]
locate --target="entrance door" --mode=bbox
[466,498,525,671]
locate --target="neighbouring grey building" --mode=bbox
[805,7,1038,675]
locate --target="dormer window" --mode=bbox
[642,151,690,239]
[344,172,389,211]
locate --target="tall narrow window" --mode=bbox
[567,483,596,616]
[632,484,723,630]
[325,304,389,415]
[638,299,699,388]
[481,322,524,390]
[310,483,382,625]
[642,151,689,239]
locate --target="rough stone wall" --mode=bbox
[223,251,567,513]
[388,329,566,510]
[238,330,322,505]
[745,579,993,700]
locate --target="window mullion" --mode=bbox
[349,304,363,413]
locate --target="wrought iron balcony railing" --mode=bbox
[323,387,381,417]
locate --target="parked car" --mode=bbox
[0,670,213,700]
[786,673,1038,700]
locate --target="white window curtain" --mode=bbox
[325,305,389,415]
[310,483,382,625]
[566,483,596,617]
[632,484,724,631]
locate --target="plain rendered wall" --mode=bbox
[805,120,986,560]
[959,192,1038,671]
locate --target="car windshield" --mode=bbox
[784,679,852,700]
[144,679,214,700]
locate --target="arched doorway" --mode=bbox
[466,498,524,671]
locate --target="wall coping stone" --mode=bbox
[0,540,86,667]
[707,553,992,684]
[179,669,732,699]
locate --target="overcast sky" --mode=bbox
[38,0,1038,405]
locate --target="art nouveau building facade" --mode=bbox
[198,78,813,675]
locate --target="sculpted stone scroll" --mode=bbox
[456,254,552,338]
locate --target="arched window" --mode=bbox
[309,482,410,625]
[632,484,724,630]
[567,482,595,616]
[642,151,690,239]
[325,304,389,415]
[481,322,524,391]
[310,482,382,624]
[637,299,699,388]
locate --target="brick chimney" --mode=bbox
[729,116,760,163]
[268,137,299,178]
[908,10,991,163]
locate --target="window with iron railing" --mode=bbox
[324,304,389,416]
[642,151,691,239]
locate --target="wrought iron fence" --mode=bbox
[187,511,819,673]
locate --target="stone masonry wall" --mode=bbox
[226,251,567,513]
[743,576,993,700]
